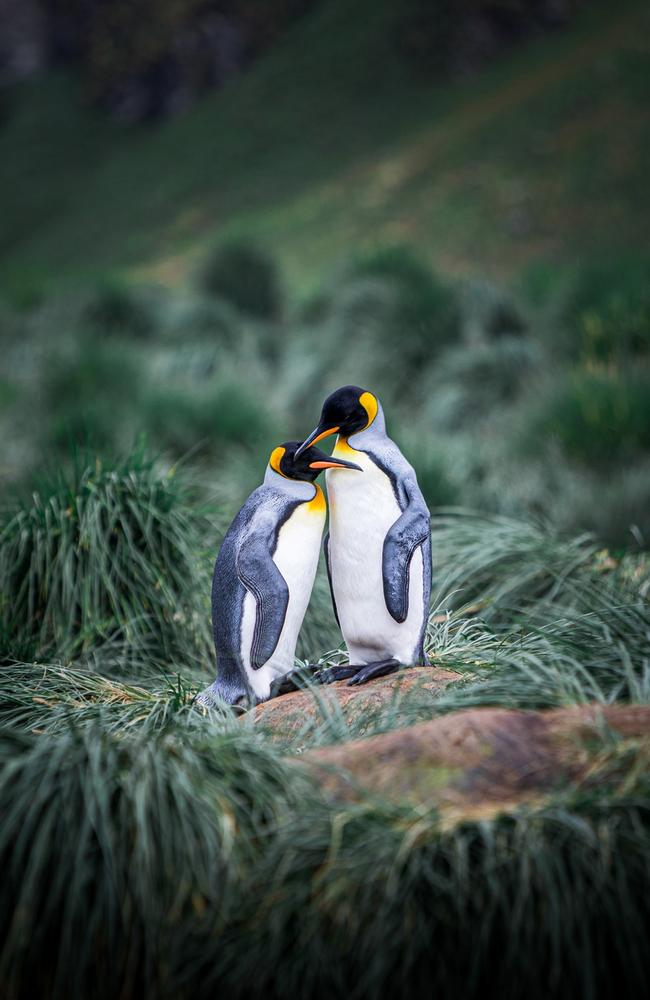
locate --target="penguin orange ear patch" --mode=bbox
[269,446,286,476]
[359,391,378,429]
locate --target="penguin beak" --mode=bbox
[309,458,361,471]
[295,423,339,458]
[306,446,361,472]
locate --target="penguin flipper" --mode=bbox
[323,531,340,627]
[383,498,431,624]
[236,532,289,670]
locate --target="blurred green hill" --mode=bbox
[1,0,649,550]
[0,0,648,301]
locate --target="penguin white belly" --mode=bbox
[327,444,424,665]
[241,495,325,700]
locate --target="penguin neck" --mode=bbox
[347,399,388,450]
[263,466,317,500]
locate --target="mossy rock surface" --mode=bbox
[251,665,460,735]
[300,704,650,821]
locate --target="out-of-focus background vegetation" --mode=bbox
[1,0,649,545]
[1,2,650,998]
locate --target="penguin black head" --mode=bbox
[295,385,378,457]
[268,440,361,481]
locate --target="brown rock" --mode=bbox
[251,665,461,738]
[300,704,650,823]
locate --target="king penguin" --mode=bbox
[296,385,432,686]
[197,440,361,708]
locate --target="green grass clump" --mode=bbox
[197,240,283,320]
[575,293,650,363]
[0,449,213,664]
[424,336,540,430]
[222,777,650,1000]
[43,341,142,454]
[144,381,278,460]
[526,369,650,467]
[163,294,241,343]
[0,660,207,735]
[459,278,526,341]
[431,509,600,615]
[345,244,461,368]
[79,279,160,339]
[565,258,650,352]
[0,719,310,1000]
[0,711,648,1000]
[0,507,649,997]
[551,257,650,366]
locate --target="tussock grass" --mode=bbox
[0,495,649,996]
[431,508,601,616]
[79,278,159,340]
[524,368,650,467]
[197,239,283,320]
[0,660,212,735]
[0,719,311,999]
[0,449,214,665]
[217,773,650,1000]
[0,712,648,1000]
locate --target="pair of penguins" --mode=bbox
[198,385,432,709]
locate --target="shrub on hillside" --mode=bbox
[80,280,159,339]
[144,381,276,459]
[347,245,460,353]
[320,245,462,391]
[524,369,650,467]
[556,460,650,549]
[197,240,283,320]
[0,300,22,345]
[43,342,142,454]
[564,259,650,361]
[424,336,541,430]
[0,449,213,664]
[574,293,650,362]
[163,294,241,343]
[459,278,526,342]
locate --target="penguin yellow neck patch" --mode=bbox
[307,482,326,514]
[333,436,359,459]
[359,391,378,429]
[269,446,287,477]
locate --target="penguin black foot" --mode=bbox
[269,664,319,699]
[315,658,401,686]
[347,658,400,686]
[314,664,359,684]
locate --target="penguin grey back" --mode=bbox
[210,485,301,705]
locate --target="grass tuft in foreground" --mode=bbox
[0,448,214,666]
[0,712,648,1000]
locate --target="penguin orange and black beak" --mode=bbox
[309,458,361,471]
[306,446,361,472]
[295,423,339,458]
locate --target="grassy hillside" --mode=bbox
[2,451,650,999]
[0,0,649,301]
[2,6,650,991]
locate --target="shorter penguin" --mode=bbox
[296,385,432,686]
[197,441,361,709]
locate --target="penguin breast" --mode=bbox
[240,491,326,699]
[325,441,424,664]
[272,491,326,598]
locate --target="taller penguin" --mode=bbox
[197,440,361,708]
[296,386,432,685]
